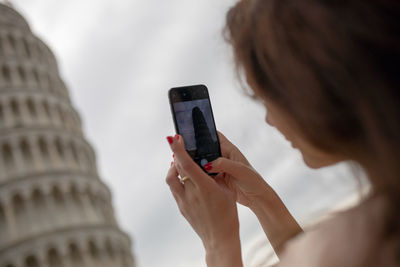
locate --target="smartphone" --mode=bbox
[168,84,221,175]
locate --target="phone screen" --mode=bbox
[169,85,221,173]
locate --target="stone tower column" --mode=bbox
[0,3,135,267]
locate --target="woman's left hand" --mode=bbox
[165,135,242,267]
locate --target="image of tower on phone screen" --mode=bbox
[173,99,219,160]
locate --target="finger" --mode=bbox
[214,172,225,180]
[217,131,232,145]
[167,134,208,186]
[207,157,254,180]
[174,160,197,191]
[165,163,185,197]
[217,131,251,166]
[217,131,234,158]
[215,176,233,197]
[214,174,226,187]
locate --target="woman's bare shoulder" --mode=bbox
[275,196,393,267]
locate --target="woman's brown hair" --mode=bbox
[225,0,400,263]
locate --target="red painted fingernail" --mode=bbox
[204,162,212,171]
[174,134,179,140]
[172,154,175,158]
[166,136,173,144]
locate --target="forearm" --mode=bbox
[205,235,243,267]
[250,188,303,257]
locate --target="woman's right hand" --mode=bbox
[209,132,303,256]
[208,131,278,209]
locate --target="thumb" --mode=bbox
[209,157,255,180]
[167,134,206,186]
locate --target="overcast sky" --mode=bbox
[9,0,360,266]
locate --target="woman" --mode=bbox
[165,0,400,266]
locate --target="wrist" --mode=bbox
[250,189,301,231]
[204,235,243,267]
[248,187,303,256]
[248,184,281,213]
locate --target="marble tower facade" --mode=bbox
[0,3,135,267]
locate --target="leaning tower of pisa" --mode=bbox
[0,3,135,267]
